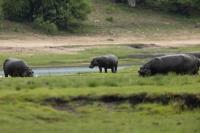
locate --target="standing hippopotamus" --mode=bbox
[138,54,200,76]
[3,58,34,77]
[89,55,118,73]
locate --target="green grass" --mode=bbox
[0,102,199,133]
[0,66,200,92]
[0,42,200,132]
[0,0,200,132]
[0,46,199,132]
[0,101,199,133]
[0,67,199,133]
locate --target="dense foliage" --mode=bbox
[2,0,91,31]
[0,0,2,20]
[113,0,200,15]
[144,0,200,15]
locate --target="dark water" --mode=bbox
[0,65,131,77]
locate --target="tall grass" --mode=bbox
[0,67,200,93]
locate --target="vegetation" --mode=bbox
[0,67,199,133]
[144,0,200,15]
[0,0,3,22]
[0,46,199,133]
[1,0,91,33]
[0,0,200,35]
[115,0,200,16]
[0,0,199,132]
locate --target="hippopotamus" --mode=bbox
[3,58,34,77]
[138,54,200,76]
[188,53,200,59]
[89,55,118,73]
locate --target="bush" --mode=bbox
[106,17,114,22]
[33,17,58,34]
[2,0,91,29]
[143,0,200,15]
[0,0,3,20]
[2,0,30,21]
[112,0,200,15]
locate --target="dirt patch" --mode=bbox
[0,46,88,54]
[43,97,76,113]
[0,33,200,53]
[42,93,200,112]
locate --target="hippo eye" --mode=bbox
[93,60,98,65]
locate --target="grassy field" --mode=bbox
[0,0,200,132]
[0,46,199,133]
[0,67,199,133]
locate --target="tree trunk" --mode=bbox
[127,0,136,7]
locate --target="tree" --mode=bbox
[2,0,91,29]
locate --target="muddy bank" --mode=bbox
[43,93,200,112]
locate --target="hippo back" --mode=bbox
[98,55,118,66]
[4,58,27,69]
[3,58,33,77]
[139,54,198,76]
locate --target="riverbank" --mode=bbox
[0,45,200,68]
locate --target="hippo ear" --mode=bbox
[94,59,98,64]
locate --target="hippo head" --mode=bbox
[23,68,34,77]
[89,58,98,68]
[138,66,152,76]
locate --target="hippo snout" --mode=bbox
[138,70,144,76]
[138,67,151,76]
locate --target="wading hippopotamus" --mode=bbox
[138,54,200,76]
[3,58,34,77]
[89,55,118,73]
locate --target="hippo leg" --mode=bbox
[4,70,8,77]
[99,67,102,73]
[114,66,118,73]
[111,67,115,73]
[104,68,107,73]
[11,72,18,77]
[192,67,199,75]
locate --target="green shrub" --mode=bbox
[33,17,58,34]
[2,0,30,21]
[106,17,114,22]
[144,0,200,15]
[2,0,91,30]
[0,0,3,20]
[113,0,200,15]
